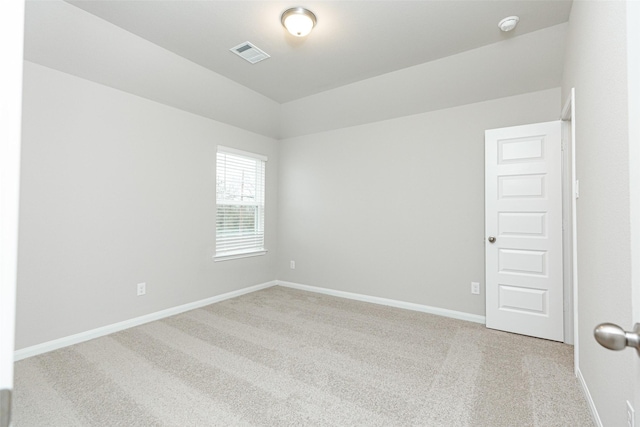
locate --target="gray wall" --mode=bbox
[16,1,566,352]
[16,61,279,349]
[277,88,560,316]
[561,1,635,425]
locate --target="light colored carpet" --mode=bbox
[13,286,593,426]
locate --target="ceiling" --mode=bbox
[63,0,573,104]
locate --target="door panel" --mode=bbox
[499,174,546,198]
[485,121,563,341]
[498,285,547,313]
[499,249,546,275]
[499,139,545,162]
[499,212,546,236]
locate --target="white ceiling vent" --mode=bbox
[230,42,270,64]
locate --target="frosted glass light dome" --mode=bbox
[281,7,317,37]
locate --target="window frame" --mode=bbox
[214,145,267,262]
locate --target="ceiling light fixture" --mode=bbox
[281,7,317,37]
[498,16,520,32]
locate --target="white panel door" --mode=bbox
[485,121,563,341]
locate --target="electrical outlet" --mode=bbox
[137,282,146,296]
[628,401,635,427]
[290,260,296,269]
[471,282,480,295]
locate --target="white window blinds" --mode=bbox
[216,146,267,259]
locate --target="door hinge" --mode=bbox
[0,389,11,427]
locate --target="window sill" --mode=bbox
[214,250,267,262]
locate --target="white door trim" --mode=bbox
[561,114,573,345]
[562,88,578,371]
[626,1,640,418]
[628,0,640,329]
[0,1,26,425]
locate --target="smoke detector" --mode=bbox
[498,16,520,32]
[230,42,270,64]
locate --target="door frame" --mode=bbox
[561,88,578,370]
[627,0,640,414]
[0,1,26,426]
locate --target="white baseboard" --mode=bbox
[576,367,602,427]
[276,280,486,324]
[15,279,487,361]
[14,280,277,361]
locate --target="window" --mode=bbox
[215,146,267,260]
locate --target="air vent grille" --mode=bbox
[230,42,270,64]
